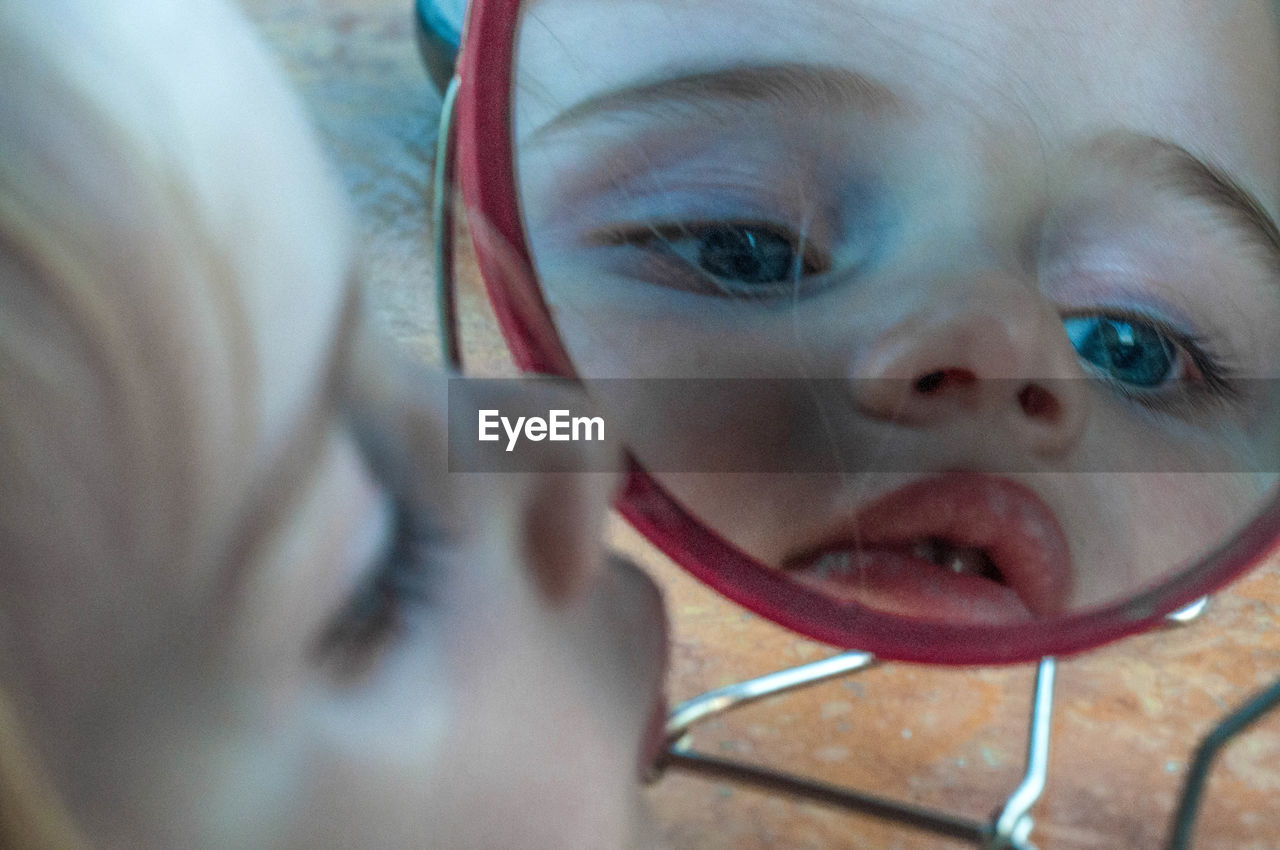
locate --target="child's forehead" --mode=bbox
[522,0,1280,210]
[532,0,1278,62]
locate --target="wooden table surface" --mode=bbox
[242,2,1280,846]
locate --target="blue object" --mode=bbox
[414,0,466,92]
[416,0,466,48]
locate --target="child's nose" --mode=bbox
[847,275,1089,458]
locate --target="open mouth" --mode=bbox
[781,472,1074,625]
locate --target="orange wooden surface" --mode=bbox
[243,2,1280,846]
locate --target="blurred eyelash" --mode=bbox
[316,500,438,663]
[594,220,833,299]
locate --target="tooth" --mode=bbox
[814,551,853,578]
[912,541,936,562]
[946,546,990,576]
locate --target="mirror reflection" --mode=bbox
[511,0,1280,625]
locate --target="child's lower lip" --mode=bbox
[781,471,1074,620]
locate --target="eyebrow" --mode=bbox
[1103,133,1280,275]
[525,62,904,144]
[525,65,1280,275]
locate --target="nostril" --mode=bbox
[914,369,976,395]
[915,371,946,393]
[1018,383,1061,421]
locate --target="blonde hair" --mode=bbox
[1,0,352,844]
[0,3,197,844]
[0,693,83,850]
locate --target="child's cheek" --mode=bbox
[1125,473,1258,568]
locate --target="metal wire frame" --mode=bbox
[1167,673,1280,849]
[645,598,1209,849]
[433,75,462,372]
[654,653,1054,850]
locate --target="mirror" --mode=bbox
[482,0,1280,646]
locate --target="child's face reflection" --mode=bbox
[515,0,1280,617]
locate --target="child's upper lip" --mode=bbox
[780,471,1074,620]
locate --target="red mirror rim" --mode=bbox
[451,0,1280,664]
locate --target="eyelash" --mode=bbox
[1063,308,1242,414]
[318,500,438,661]
[595,220,835,299]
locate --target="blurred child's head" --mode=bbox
[0,1,665,846]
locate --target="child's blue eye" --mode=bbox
[695,224,801,284]
[1062,315,1177,388]
[601,220,829,295]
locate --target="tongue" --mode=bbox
[788,545,1029,624]
[796,545,1033,625]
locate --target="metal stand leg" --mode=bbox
[1167,674,1280,849]
[651,597,1216,844]
[1163,597,1210,627]
[655,652,1059,847]
[989,657,1056,850]
[432,75,462,372]
[662,651,879,747]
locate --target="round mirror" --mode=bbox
[456,0,1280,662]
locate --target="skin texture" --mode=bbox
[513,0,1280,618]
[0,1,666,847]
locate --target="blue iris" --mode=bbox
[696,225,798,284]
[1063,316,1176,388]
